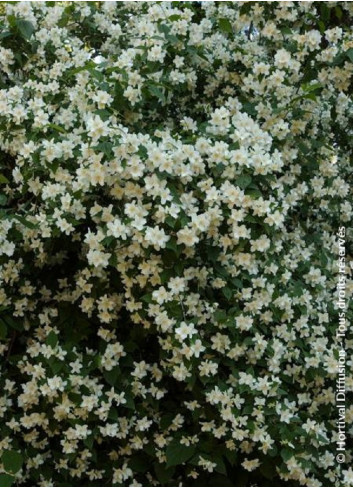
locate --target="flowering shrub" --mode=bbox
[0,1,352,486]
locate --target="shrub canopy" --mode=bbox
[0,1,352,487]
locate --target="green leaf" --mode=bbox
[83,435,94,450]
[2,315,23,332]
[46,331,58,348]
[94,109,111,121]
[301,82,322,93]
[281,447,294,462]
[148,85,166,104]
[2,450,23,475]
[219,18,233,34]
[239,3,252,15]
[231,278,243,288]
[158,23,171,36]
[236,175,252,189]
[346,48,353,63]
[94,141,113,155]
[103,366,120,386]
[213,455,227,475]
[222,287,232,301]
[160,269,172,284]
[108,406,118,421]
[242,101,257,116]
[207,246,220,262]
[168,14,181,22]
[65,61,95,77]
[224,449,237,465]
[214,310,227,323]
[260,459,275,480]
[0,174,9,184]
[320,3,330,23]
[335,6,342,20]
[166,440,195,467]
[291,280,304,297]
[16,19,34,40]
[49,360,63,374]
[154,463,175,484]
[317,20,325,35]
[298,142,310,155]
[46,123,66,134]
[0,194,7,206]
[101,235,115,247]
[123,393,135,410]
[13,215,37,229]
[0,474,15,487]
[299,457,313,470]
[0,319,8,339]
[280,27,292,36]
[140,293,152,304]
[88,68,104,82]
[7,15,17,29]
[159,413,175,430]
[0,31,12,40]
[165,216,176,229]
[243,337,253,346]
[165,237,178,253]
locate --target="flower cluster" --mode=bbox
[0,1,352,487]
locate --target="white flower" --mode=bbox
[86,115,110,140]
[242,458,260,472]
[175,322,197,341]
[236,315,253,332]
[342,468,353,486]
[144,226,169,250]
[177,228,199,246]
[274,49,291,68]
[47,376,66,392]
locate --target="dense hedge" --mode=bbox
[0,1,352,487]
